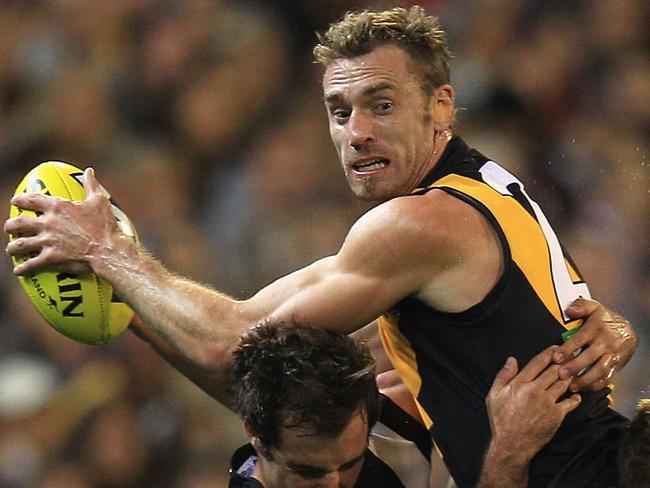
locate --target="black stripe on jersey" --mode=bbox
[559,240,587,285]
[354,450,407,488]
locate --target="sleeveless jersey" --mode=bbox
[378,137,628,488]
[229,394,432,488]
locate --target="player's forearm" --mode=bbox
[477,439,530,488]
[129,315,236,406]
[90,235,251,373]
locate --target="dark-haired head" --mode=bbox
[232,323,378,452]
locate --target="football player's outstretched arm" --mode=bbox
[5,169,638,403]
[5,168,453,402]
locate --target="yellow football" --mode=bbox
[8,161,138,345]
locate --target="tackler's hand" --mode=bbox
[5,168,119,276]
[486,346,581,464]
[552,298,638,393]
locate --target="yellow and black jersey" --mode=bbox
[378,137,628,488]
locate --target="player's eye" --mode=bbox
[332,108,351,122]
[290,467,327,479]
[376,101,393,114]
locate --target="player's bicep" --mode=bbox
[261,256,399,333]
[247,208,429,332]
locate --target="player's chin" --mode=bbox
[348,172,391,202]
[348,179,398,202]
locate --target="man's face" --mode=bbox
[254,410,369,488]
[323,45,447,201]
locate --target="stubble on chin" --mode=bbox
[361,175,378,193]
[350,177,389,202]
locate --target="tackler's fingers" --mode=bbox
[491,356,519,391]
[569,353,619,393]
[556,393,582,417]
[513,346,557,384]
[559,342,607,380]
[546,377,573,401]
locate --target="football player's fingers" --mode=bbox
[557,393,582,417]
[554,325,598,366]
[558,341,606,380]
[489,356,519,392]
[12,246,90,276]
[83,167,111,199]
[11,251,47,275]
[546,377,573,400]
[564,297,601,320]
[534,363,563,390]
[5,216,42,237]
[569,355,617,392]
[573,375,611,393]
[10,192,55,213]
[6,235,45,258]
[513,346,557,384]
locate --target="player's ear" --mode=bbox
[245,422,271,459]
[243,420,256,441]
[430,84,455,131]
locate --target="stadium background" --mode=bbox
[0,0,648,486]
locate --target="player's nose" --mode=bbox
[348,112,375,149]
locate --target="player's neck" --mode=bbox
[411,129,453,194]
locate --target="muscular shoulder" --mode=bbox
[345,190,481,265]
[342,190,503,311]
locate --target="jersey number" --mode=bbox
[479,162,590,322]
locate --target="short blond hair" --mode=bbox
[313,6,452,95]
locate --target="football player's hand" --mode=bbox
[487,346,581,462]
[553,298,637,392]
[6,168,118,275]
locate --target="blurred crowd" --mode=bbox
[0,0,648,487]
